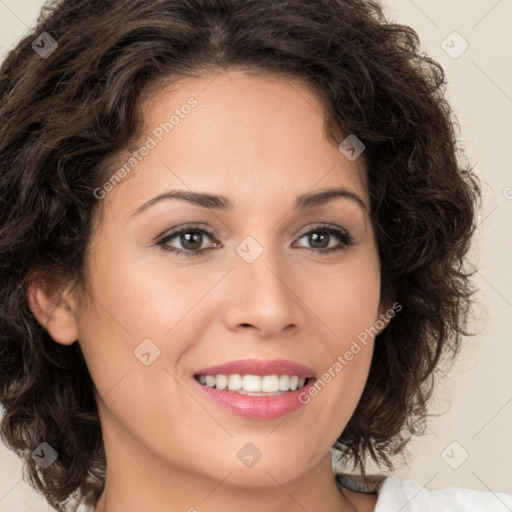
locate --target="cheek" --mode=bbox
[81,246,193,340]
[75,251,208,397]
[307,316,376,443]
[302,258,380,417]
[306,257,381,343]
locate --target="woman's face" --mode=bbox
[60,69,390,490]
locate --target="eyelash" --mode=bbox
[155,223,354,258]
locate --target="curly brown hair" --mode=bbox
[0,0,481,510]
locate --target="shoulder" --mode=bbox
[335,472,512,512]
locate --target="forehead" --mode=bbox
[99,69,369,219]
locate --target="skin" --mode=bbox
[28,69,391,512]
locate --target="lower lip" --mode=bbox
[192,377,317,420]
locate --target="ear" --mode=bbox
[26,274,80,346]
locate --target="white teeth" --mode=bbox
[215,374,228,390]
[289,376,299,391]
[243,374,261,392]
[262,375,279,392]
[196,374,310,393]
[278,375,290,391]
[228,374,242,391]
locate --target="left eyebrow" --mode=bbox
[131,190,233,218]
[130,186,368,219]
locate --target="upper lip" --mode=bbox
[194,358,316,378]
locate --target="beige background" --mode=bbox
[0,0,511,510]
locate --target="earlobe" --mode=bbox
[26,276,80,346]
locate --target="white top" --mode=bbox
[74,473,512,511]
[336,472,512,512]
[372,475,512,511]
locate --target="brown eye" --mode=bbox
[295,225,354,254]
[156,223,353,258]
[157,226,219,257]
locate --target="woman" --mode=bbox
[0,1,510,511]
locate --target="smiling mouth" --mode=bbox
[193,374,313,396]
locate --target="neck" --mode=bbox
[92,439,356,512]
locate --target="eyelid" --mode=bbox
[296,222,349,237]
[154,223,218,243]
[154,224,220,255]
[155,222,354,256]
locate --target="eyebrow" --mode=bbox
[130,187,368,218]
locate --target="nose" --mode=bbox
[223,246,306,338]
